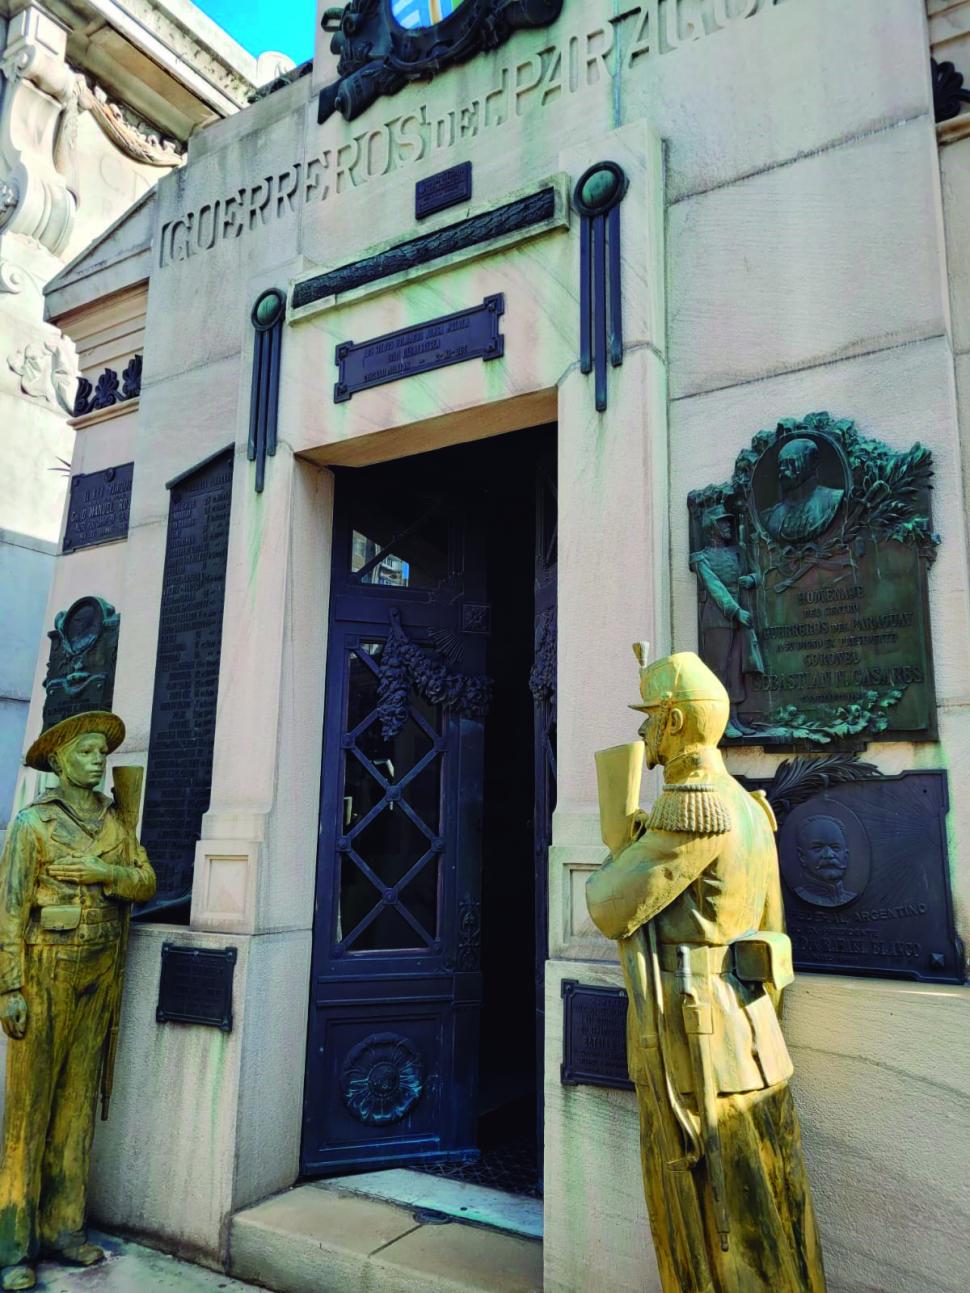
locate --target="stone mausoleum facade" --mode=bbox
[11,1,970,1290]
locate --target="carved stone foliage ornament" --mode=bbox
[7,338,77,412]
[341,1032,424,1124]
[689,413,938,747]
[318,0,564,124]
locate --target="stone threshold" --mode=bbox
[229,1182,543,1293]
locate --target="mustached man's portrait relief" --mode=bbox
[762,438,844,545]
[792,815,858,908]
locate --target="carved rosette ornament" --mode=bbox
[340,1033,424,1125]
[689,413,939,747]
[318,0,564,124]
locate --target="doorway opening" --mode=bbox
[303,421,557,1230]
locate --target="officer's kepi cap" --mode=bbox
[25,711,125,772]
[631,651,730,713]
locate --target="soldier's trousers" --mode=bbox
[0,937,119,1268]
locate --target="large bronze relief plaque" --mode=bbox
[740,762,964,984]
[689,413,938,747]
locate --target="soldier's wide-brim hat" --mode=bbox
[25,710,125,772]
[630,651,730,712]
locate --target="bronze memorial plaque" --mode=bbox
[740,764,963,984]
[560,980,632,1091]
[689,413,938,747]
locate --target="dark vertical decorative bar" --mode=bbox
[249,288,287,494]
[572,162,629,414]
[607,204,624,368]
[579,217,592,376]
[592,214,608,413]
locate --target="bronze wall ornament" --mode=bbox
[73,354,142,417]
[932,58,970,123]
[248,289,286,494]
[292,186,555,310]
[318,0,564,125]
[688,412,938,747]
[41,597,120,730]
[573,161,628,413]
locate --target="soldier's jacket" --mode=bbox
[0,791,156,992]
[587,748,792,1096]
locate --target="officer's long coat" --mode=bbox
[587,748,826,1293]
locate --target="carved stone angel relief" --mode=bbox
[688,413,939,748]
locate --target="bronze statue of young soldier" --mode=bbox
[587,649,826,1293]
[0,711,155,1291]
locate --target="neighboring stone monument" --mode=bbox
[0,710,155,1291]
[587,647,826,1293]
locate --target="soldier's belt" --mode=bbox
[659,935,794,990]
[35,906,121,932]
[659,943,734,975]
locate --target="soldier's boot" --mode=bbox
[0,1263,35,1290]
[52,1239,105,1267]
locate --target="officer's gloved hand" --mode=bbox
[0,991,27,1040]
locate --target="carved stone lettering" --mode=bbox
[157,0,787,268]
[140,449,234,908]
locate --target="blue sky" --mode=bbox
[196,0,317,63]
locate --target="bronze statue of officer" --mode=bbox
[0,711,155,1291]
[588,649,826,1293]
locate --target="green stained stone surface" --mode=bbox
[581,168,619,210]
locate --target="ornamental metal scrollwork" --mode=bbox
[318,0,564,125]
[377,608,492,740]
[932,58,970,124]
[529,606,557,706]
[341,1032,424,1125]
[73,355,143,417]
[457,897,482,971]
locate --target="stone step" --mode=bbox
[228,1183,543,1293]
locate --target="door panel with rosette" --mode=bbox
[302,467,490,1174]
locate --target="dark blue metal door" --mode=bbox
[302,464,490,1174]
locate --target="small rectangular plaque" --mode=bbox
[416,161,472,220]
[334,295,504,403]
[561,980,633,1091]
[157,944,237,1031]
[62,463,133,553]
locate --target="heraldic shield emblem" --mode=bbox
[391,0,467,28]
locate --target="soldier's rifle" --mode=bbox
[99,765,142,1121]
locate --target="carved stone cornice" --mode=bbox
[0,7,78,255]
[0,5,183,261]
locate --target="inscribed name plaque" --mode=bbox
[741,765,963,984]
[140,448,234,909]
[41,596,120,729]
[62,463,133,553]
[157,944,237,1031]
[416,161,472,220]
[560,980,632,1091]
[334,295,504,402]
[689,413,938,747]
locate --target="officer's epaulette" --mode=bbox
[643,783,732,835]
